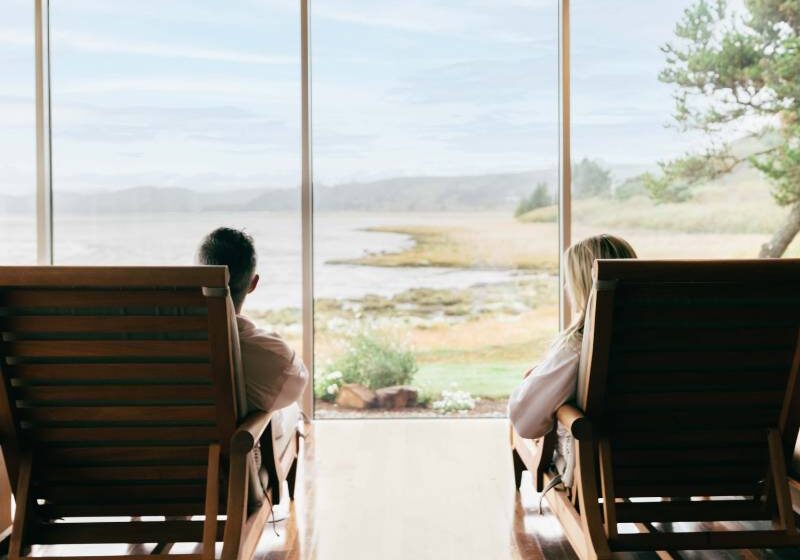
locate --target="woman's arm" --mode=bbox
[508,344,580,439]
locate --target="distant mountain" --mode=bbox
[241,170,559,212]
[1,170,563,214]
[1,136,768,215]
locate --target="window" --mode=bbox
[0,0,37,264]
[49,0,302,344]
[311,1,560,417]
[571,0,800,260]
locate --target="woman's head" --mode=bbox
[564,234,637,315]
[558,234,637,346]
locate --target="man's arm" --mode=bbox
[240,334,309,414]
[267,351,309,412]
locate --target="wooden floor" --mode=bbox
[29,419,800,559]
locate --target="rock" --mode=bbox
[375,385,418,409]
[335,384,377,409]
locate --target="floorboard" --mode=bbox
[24,419,800,559]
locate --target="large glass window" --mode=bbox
[0,0,36,264]
[49,0,302,347]
[571,0,800,260]
[311,1,560,417]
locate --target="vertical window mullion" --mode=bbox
[34,0,53,265]
[300,0,315,417]
[558,0,572,329]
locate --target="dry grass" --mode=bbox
[331,211,799,274]
[523,167,798,237]
[408,306,558,364]
[331,214,559,271]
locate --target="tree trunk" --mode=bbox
[759,200,800,258]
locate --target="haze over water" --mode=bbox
[0,211,524,310]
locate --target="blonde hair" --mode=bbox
[554,234,637,349]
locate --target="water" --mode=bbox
[1,212,520,310]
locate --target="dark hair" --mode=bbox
[197,227,257,309]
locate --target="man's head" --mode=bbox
[197,227,259,311]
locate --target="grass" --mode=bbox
[521,167,796,236]
[414,362,527,400]
[302,281,558,399]
[332,164,800,274]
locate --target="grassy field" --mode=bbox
[415,362,527,400]
[334,165,800,272]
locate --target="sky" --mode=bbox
[1,0,720,196]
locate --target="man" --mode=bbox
[197,227,308,416]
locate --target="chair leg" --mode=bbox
[287,457,298,501]
[512,448,526,490]
[9,454,32,560]
[576,440,612,560]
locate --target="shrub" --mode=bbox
[416,387,436,408]
[573,158,612,198]
[613,175,649,200]
[515,182,552,217]
[641,155,719,203]
[329,333,417,390]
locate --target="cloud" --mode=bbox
[51,30,297,65]
[313,0,555,46]
[0,28,33,47]
[49,0,297,29]
[54,103,297,148]
[312,2,461,35]
[387,57,556,105]
[56,77,298,102]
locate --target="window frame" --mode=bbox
[33,0,572,417]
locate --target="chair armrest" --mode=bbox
[556,403,593,441]
[231,410,273,454]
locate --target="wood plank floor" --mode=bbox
[30,419,800,559]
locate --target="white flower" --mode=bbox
[326,383,339,395]
[431,389,476,413]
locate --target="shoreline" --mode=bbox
[325,224,559,271]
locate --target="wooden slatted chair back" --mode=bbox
[580,259,800,502]
[0,266,238,521]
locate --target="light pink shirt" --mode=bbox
[236,314,308,414]
[508,340,580,439]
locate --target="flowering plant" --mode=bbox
[432,389,476,413]
[315,370,344,402]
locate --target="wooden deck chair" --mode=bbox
[512,259,800,559]
[0,266,299,560]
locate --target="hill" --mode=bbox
[1,170,561,214]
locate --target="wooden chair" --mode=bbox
[0,266,300,560]
[512,259,800,559]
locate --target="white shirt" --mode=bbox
[236,314,309,414]
[508,339,580,439]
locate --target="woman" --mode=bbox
[508,234,637,440]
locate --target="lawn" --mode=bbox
[414,361,527,400]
